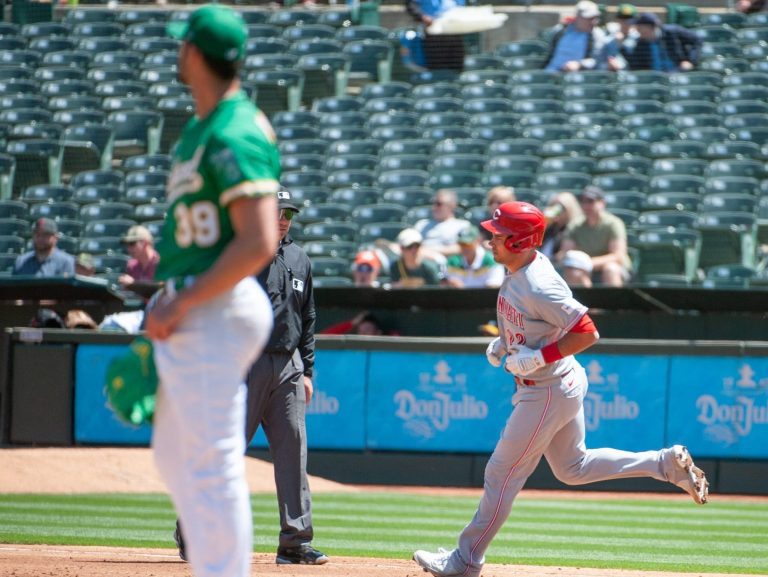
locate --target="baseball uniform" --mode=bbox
[151,86,280,577]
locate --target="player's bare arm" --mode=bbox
[146,194,278,340]
[550,328,599,358]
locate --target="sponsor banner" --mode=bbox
[366,351,516,452]
[75,344,152,445]
[249,350,366,450]
[668,357,768,458]
[578,354,668,451]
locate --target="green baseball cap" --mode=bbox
[168,4,247,63]
[105,336,158,426]
[616,3,638,19]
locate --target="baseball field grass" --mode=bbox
[0,492,766,574]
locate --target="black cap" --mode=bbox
[632,12,661,26]
[277,186,300,212]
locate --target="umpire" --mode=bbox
[245,187,326,565]
[175,187,326,565]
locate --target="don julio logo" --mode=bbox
[394,360,488,439]
[583,360,640,431]
[696,363,768,446]
[307,390,339,415]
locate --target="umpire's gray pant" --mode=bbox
[245,350,313,549]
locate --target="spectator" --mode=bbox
[119,225,160,289]
[414,189,472,260]
[735,0,765,13]
[482,186,517,241]
[540,192,584,261]
[444,225,505,288]
[389,228,442,288]
[543,0,612,72]
[558,186,631,287]
[406,0,466,71]
[75,253,96,277]
[485,186,516,215]
[622,12,701,72]
[13,218,75,277]
[602,3,638,70]
[65,309,98,330]
[351,250,383,288]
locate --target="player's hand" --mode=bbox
[144,292,190,341]
[485,337,505,368]
[303,376,313,404]
[504,345,545,376]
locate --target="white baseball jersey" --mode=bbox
[496,252,587,382]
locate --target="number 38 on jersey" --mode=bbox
[173,201,221,248]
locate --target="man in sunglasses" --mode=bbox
[245,187,327,565]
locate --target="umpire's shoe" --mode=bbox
[173,519,187,562]
[276,544,329,565]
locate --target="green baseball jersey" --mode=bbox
[156,91,281,280]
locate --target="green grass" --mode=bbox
[0,492,766,574]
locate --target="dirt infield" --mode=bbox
[0,448,763,577]
[1,544,764,577]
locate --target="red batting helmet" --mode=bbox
[481,201,546,253]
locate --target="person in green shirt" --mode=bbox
[389,228,443,287]
[144,6,280,577]
[558,185,632,287]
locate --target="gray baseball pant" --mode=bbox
[245,349,313,549]
[456,368,681,576]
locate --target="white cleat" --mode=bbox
[413,548,465,577]
[672,445,709,504]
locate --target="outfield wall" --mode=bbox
[2,330,767,494]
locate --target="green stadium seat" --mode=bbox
[634,228,701,282]
[298,203,350,224]
[488,138,542,157]
[701,193,757,214]
[695,211,758,268]
[594,156,651,175]
[330,186,381,207]
[644,192,700,213]
[702,264,757,289]
[282,153,325,172]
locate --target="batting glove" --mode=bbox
[504,345,545,376]
[485,337,505,368]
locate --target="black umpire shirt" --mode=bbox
[257,235,316,378]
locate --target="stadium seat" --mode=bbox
[301,221,358,243]
[124,185,165,206]
[280,138,327,156]
[592,173,648,193]
[535,172,591,194]
[29,201,78,221]
[313,95,364,113]
[83,218,136,239]
[282,170,327,189]
[6,139,62,196]
[411,82,461,100]
[650,158,708,177]
[329,186,381,207]
[61,124,114,176]
[0,217,28,238]
[296,53,350,105]
[282,153,325,172]
[428,169,481,189]
[538,156,595,175]
[378,154,430,173]
[634,228,701,282]
[298,203,350,224]
[696,212,758,268]
[72,185,123,205]
[704,176,760,196]
[594,156,651,175]
[124,170,168,190]
[636,210,698,230]
[380,139,432,157]
[80,201,134,224]
[649,174,705,195]
[311,256,352,279]
[350,203,406,225]
[644,191,700,213]
[481,171,535,189]
[326,169,376,189]
[319,110,368,129]
[157,96,194,154]
[343,39,393,84]
[108,110,163,159]
[358,221,404,244]
[701,193,757,214]
[326,139,379,157]
[0,235,25,255]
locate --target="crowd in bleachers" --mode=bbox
[0,3,767,290]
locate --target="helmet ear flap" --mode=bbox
[504,236,516,251]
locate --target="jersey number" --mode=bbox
[174,201,220,248]
[506,330,526,347]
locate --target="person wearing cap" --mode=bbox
[543,0,612,72]
[390,227,442,288]
[414,189,472,261]
[601,3,638,71]
[622,12,701,72]
[13,218,75,277]
[557,186,631,287]
[241,186,327,566]
[444,225,505,288]
[412,201,708,577]
[735,0,766,14]
[351,249,382,288]
[119,225,160,290]
[145,5,281,577]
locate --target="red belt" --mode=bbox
[515,376,536,387]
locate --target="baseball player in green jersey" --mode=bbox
[145,6,280,577]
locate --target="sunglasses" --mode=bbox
[279,209,296,221]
